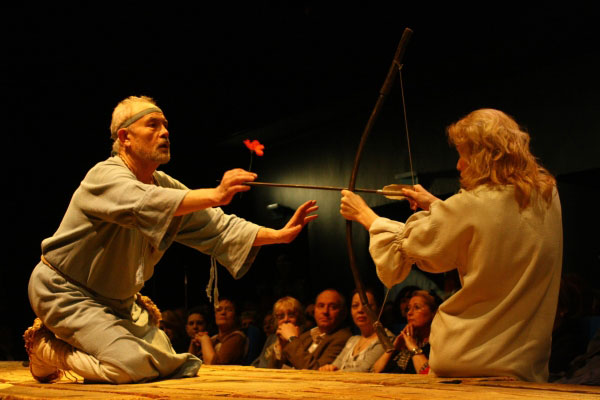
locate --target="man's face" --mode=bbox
[124,104,170,165]
[314,290,344,334]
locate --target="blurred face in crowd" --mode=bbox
[215,299,236,332]
[186,313,207,338]
[314,290,344,334]
[350,291,377,330]
[263,314,276,336]
[406,295,434,329]
[274,306,300,327]
[159,321,175,340]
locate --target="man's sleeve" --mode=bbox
[175,207,261,280]
[75,163,188,250]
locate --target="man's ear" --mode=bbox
[117,128,130,147]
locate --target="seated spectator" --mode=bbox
[194,298,247,365]
[279,289,352,370]
[186,306,213,359]
[550,274,593,380]
[387,267,444,303]
[373,290,440,374]
[240,309,265,365]
[553,327,600,385]
[159,308,188,353]
[253,296,305,368]
[304,303,316,330]
[320,288,392,372]
[263,314,276,337]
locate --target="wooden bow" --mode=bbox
[346,28,413,352]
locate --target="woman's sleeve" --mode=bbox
[370,194,474,288]
[212,333,247,365]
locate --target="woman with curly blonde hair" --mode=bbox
[252,296,306,369]
[340,109,562,382]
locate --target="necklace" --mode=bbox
[353,333,377,356]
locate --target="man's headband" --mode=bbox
[116,106,163,133]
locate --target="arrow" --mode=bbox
[244,181,411,200]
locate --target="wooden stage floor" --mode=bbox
[0,361,598,399]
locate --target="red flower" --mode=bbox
[243,139,265,156]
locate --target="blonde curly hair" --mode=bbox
[447,109,556,210]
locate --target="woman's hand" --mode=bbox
[340,190,379,230]
[401,184,440,211]
[191,331,210,346]
[398,324,418,350]
[277,322,301,342]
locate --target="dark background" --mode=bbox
[3,3,599,360]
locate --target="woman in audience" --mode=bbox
[193,298,247,365]
[253,296,305,368]
[373,290,439,374]
[186,306,213,358]
[319,288,391,372]
[159,308,188,353]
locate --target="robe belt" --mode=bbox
[40,255,100,297]
[40,255,160,325]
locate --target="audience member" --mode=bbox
[186,306,213,359]
[320,288,391,372]
[549,274,592,379]
[194,298,247,365]
[159,308,188,353]
[240,309,265,365]
[263,314,276,337]
[373,290,439,374]
[389,285,421,332]
[553,327,600,385]
[386,267,444,303]
[253,296,305,368]
[279,289,351,369]
[304,303,316,330]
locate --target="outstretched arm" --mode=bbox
[253,200,318,246]
[174,169,257,216]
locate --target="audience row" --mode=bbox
[159,287,440,374]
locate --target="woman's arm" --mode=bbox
[210,332,247,365]
[198,333,216,364]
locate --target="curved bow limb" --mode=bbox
[347,27,413,352]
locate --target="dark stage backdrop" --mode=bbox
[3,3,599,360]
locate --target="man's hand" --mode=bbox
[253,200,318,246]
[214,168,257,206]
[401,184,440,211]
[340,190,379,230]
[278,200,319,243]
[175,168,257,216]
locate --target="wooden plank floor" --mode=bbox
[0,361,598,399]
